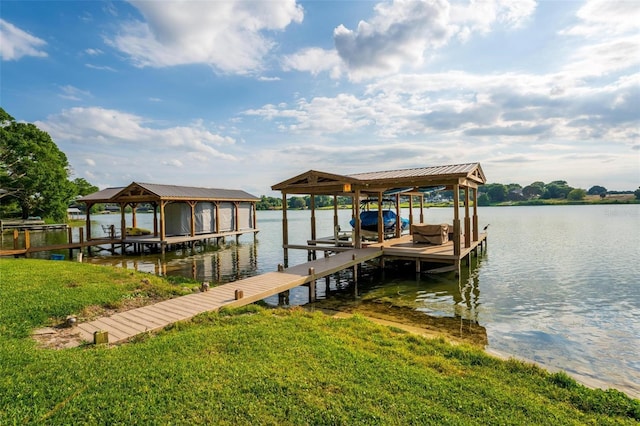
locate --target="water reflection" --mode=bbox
[311,257,488,347]
[82,240,258,284]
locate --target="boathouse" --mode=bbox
[272,162,487,273]
[79,182,259,253]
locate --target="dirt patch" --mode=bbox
[32,295,175,350]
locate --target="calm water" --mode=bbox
[5,205,639,397]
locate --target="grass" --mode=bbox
[1,258,638,425]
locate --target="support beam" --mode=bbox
[282,193,289,267]
[153,202,158,237]
[464,187,471,248]
[131,203,138,228]
[354,190,361,248]
[377,192,383,243]
[119,203,126,241]
[160,201,167,241]
[408,194,414,231]
[453,184,460,256]
[188,201,197,237]
[395,193,401,238]
[473,188,479,242]
[85,203,93,240]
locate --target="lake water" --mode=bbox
[5,205,639,398]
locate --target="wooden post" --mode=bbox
[419,194,424,223]
[453,184,460,256]
[473,187,479,242]
[234,202,239,233]
[333,195,339,242]
[120,203,126,241]
[408,194,414,231]
[13,229,18,250]
[464,187,471,248]
[68,226,74,259]
[354,189,361,248]
[189,201,196,237]
[131,203,138,228]
[395,193,401,238]
[153,202,158,236]
[415,259,421,273]
[94,330,108,345]
[353,263,359,297]
[24,230,30,255]
[160,201,167,241]
[214,202,220,234]
[310,196,316,260]
[85,203,92,240]
[308,267,316,302]
[282,193,289,267]
[377,192,383,243]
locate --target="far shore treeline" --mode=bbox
[1,107,639,221]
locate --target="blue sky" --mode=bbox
[1,0,638,195]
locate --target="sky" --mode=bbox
[1,0,639,196]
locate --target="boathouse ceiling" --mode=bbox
[271,162,486,195]
[79,182,259,205]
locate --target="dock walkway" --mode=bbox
[76,248,382,344]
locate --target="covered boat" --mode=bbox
[350,198,409,240]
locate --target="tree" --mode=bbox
[543,181,572,199]
[635,187,640,200]
[486,183,507,203]
[587,185,607,196]
[523,181,545,199]
[477,193,491,206]
[567,188,586,200]
[0,108,73,220]
[288,196,306,209]
[256,195,282,210]
[71,177,98,198]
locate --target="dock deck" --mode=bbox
[76,248,382,344]
[69,231,487,345]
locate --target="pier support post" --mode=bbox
[308,267,316,302]
[278,290,290,306]
[415,260,421,274]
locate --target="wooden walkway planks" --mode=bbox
[76,248,383,344]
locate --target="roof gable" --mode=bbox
[272,163,486,195]
[79,182,258,204]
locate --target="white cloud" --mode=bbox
[37,107,237,160]
[282,47,342,78]
[85,48,103,56]
[0,19,47,61]
[558,0,640,78]
[285,0,536,81]
[85,63,117,72]
[58,85,91,101]
[107,0,303,74]
[84,158,96,166]
[561,0,640,37]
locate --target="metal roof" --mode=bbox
[78,187,124,202]
[348,163,483,181]
[79,182,258,204]
[271,162,486,194]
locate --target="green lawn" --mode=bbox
[1,258,638,425]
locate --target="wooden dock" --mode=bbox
[76,248,383,344]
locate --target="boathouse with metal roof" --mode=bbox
[271,162,487,272]
[79,182,259,254]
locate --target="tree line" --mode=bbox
[1,108,97,221]
[2,106,638,219]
